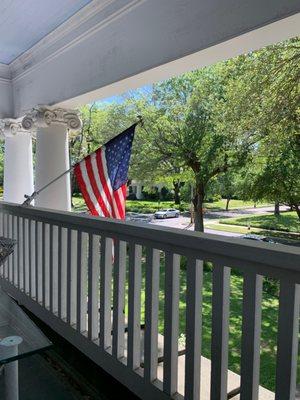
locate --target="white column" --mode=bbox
[22,107,81,211]
[0,120,34,203]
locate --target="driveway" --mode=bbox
[150,216,242,237]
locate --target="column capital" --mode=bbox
[0,118,33,138]
[22,106,82,132]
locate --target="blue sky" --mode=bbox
[96,84,153,106]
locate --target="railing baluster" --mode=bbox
[57,226,62,318]
[240,272,263,400]
[8,214,13,282]
[13,216,18,286]
[43,224,50,308]
[67,229,77,326]
[144,248,160,382]
[24,218,30,293]
[112,239,126,359]
[49,224,54,311]
[36,221,43,302]
[28,219,32,296]
[18,216,24,290]
[4,213,9,279]
[100,236,113,350]
[0,210,3,237]
[77,231,88,333]
[275,279,300,400]
[211,263,231,400]
[88,234,100,341]
[51,225,59,314]
[185,258,203,400]
[163,251,180,396]
[127,243,142,370]
[60,228,68,320]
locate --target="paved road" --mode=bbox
[149,205,291,238]
[150,216,242,237]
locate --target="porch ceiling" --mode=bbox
[0,0,92,64]
[0,0,299,118]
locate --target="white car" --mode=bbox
[154,208,180,219]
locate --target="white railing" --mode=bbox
[0,202,299,400]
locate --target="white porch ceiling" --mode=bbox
[0,0,299,119]
[0,0,92,64]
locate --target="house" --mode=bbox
[0,1,299,399]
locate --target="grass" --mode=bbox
[220,211,300,233]
[133,260,293,392]
[72,195,270,213]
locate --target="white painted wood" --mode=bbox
[163,252,180,396]
[127,243,142,370]
[77,231,88,333]
[0,203,299,400]
[185,258,203,400]
[210,264,231,400]
[100,236,113,350]
[67,229,77,326]
[60,227,68,320]
[112,239,127,359]
[35,124,71,211]
[13,216,18,286]
[3,132,34,204]
[144,248,160,382]
[8,213,13,282]
[87,234,100,341]
[51,225,59,314]
[23,218,30,293]
[18,216,24,290]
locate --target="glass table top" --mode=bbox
[0,287,52,364]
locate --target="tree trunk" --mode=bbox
[294,204,300,220]
[193,185,204,232]
[225,198,230,211]
[274,201,280,217]
[173,180,181,205]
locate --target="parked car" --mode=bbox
[126,212,153,224]
[241,234,275,243]
[154,209,180,219]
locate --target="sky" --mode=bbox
[95,84,153,106]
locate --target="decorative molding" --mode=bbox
[22,106,82,131]
[10,0,145,82]
[0,63,11,83]
[0,118,33,138]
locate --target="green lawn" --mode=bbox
[72,195,269,213]
[220,211,300,233]
[133,261,292,392]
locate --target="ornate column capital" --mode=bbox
[22,106,82,132]
[0,118,34,138]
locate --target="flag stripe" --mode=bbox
[74,124,135,221]
[85,155,110,217]
[96,148,116,218]
[74,164,98,216]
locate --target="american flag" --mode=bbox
[74,124,136,219]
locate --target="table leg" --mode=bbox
[0,336,23,400]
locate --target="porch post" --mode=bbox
[22,107,82,211]
[0,120,34,204]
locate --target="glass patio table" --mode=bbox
[0,237,52,400]
[0,286,52,400]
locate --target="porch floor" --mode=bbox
[0,354,84,400]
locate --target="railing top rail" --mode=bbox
[0,201,299,274]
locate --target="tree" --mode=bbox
[144,66,247,231]
[223,38,300,217]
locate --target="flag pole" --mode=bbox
[22,119,142,206]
